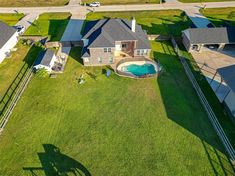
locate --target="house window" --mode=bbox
[109,57,113,63]
[137,49,148,56]
[104,48,112,53]
[137,50,140,55]
[122,43,127,48]
[97,57,102,63]
[84,57,89,62]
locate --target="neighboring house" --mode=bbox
[217,65,235,119]
[0,21,19,63]
[182,27,235,52]
[34,49,56,73]
[81,18,151,66]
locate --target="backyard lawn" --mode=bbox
[201,7,235,27]
[85,10,191,36]
[0,41,234,175]
[0,0,69,7]
[0,42,43,118]
[0,13,24,26]
[24,13,71,41]
[82,0,159,5]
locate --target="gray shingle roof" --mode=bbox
[217,65,235,94]
[82,18,150,50]
[0,21,17,49]
[183,27,235,45]
[35,49,55,67]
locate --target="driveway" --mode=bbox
[15,13,39,32]
[60,13,85,56]
[191,47,235,101]
[184,8,211,28]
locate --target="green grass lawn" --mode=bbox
[82,0,159,5]
[0,41,234,175]
[201,7,235,27]
[85,10,191,36]
[179,0,235,2]
[24,13,71,41]
[179,44,235,148]
[0,13,24,26]
[0,0,69,7]
[0,42,43,118]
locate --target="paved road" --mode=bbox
[1,1,235,13]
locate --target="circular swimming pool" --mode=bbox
[117,60,159,78]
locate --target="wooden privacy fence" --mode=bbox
[171,37,235,164]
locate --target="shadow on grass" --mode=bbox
[23,144,91,176]
[48,19,71,41]
[0,45,42,119]
[154,41,235,175]
[26,17,70,41]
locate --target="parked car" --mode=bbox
[89,2,100,7]
[13,25,25,35]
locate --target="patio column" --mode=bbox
[198,44,204,53]
[218,43,226,51]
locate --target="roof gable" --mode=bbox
[0,21,17,49]
[183,27,235,44]
[82,18,150,49]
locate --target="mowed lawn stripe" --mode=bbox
[0,41,234,175]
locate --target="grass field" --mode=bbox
[179,45,235,147]
[83,0,159,5]
[24,13,71,41]
[85,10,191,36]
[0,42,43,119]
[0,41,234,175]
[201,7,235,27]
[0,13,24,26]
[0,0,69,7]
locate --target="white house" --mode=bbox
[0,21,19,63]
[34,49,57,73]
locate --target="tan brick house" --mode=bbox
[81,18,151,66]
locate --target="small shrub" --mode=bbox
[228,11,235,19]
[35,68,49,78]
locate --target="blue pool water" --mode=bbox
[124,63,157,76]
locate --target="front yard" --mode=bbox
[0,41,234,175]
[201,7,235,27]
[0,13,24,26]
[85,10,191,37]
[0,0,69,7]
[24,13,71,41]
